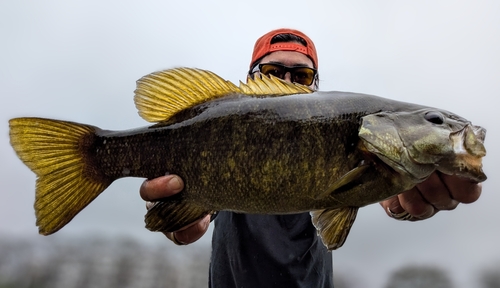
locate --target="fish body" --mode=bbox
[9,68,487,250]
[95,92,430,210]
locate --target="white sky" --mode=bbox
[1,1,499,287]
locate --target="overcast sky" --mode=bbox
[1,1,499,287]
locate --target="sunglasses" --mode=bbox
[251,63,317,86]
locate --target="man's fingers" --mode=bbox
[397,187,435,220]
[415,173,459,211]
[165,215,211,245]
[140,175,184,201]
[440,174,482,204]
[380,195,404,216]
[381,173,482,222]
[139,174,209,245]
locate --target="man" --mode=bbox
[140,28,482,287]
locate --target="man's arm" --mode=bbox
[140,175,211,245]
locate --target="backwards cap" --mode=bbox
[250,28,318,69]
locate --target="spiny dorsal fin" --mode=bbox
[239,74,313,95]
[135,68,313,122]
[134,68,240,122]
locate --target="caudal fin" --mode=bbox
[9,117,112,235]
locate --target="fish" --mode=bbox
[9,68,487,250]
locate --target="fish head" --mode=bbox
[359,108,487,183]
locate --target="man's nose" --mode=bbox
[283,72,292,83]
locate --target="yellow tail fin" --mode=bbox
[9,117,111,235]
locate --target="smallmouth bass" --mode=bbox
[9,68,487,250]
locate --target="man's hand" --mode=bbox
[140,175,211,245]
[380,172,482,221]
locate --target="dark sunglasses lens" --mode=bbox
[259,64,286,78]
[259,64,316,86]
[292,68,315,86]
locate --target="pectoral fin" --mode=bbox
[315,164,369,200]
[310,207,359,250]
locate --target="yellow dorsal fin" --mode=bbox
[134,68,240,122]
[134,67,313,123]
[239,74,313,95]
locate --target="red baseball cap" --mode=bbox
[250,28,318,69]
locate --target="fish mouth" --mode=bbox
[445,124,487,182]
[471,125,486,146]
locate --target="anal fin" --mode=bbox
[145,194,212,232]
[310,207,359,250]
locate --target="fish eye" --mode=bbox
[425,111,445,125]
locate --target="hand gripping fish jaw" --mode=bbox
[359,109,487,185]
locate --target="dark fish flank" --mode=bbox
[91,91,482,213]
[94,93,368,211]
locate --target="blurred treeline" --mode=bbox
[0,236,209,288]
[0,236,499,288]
